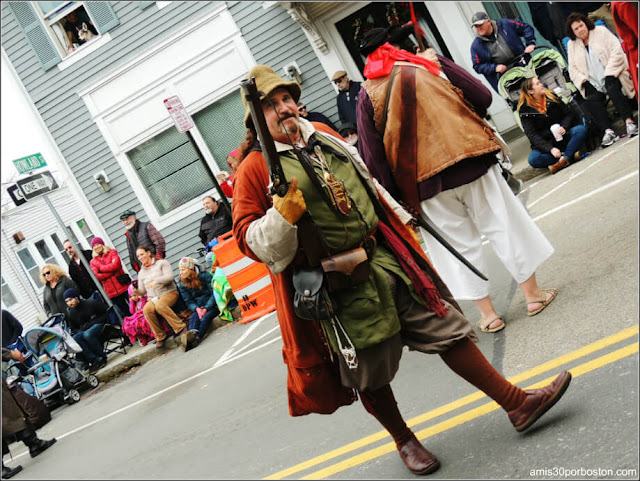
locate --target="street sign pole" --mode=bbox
[41,193,120,322]
[163,96,232,217]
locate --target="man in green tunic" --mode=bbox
[231,65,572,475]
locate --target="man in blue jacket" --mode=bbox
[469,11,537,92]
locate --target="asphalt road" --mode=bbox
[6,136,638,480]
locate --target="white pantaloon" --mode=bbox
[419,164,554,300]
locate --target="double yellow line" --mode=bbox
[266,325,639,480]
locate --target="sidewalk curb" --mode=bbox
[95,317,234,384]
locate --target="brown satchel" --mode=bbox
[320,247,369,292]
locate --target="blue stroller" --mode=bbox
[6,314,99,407]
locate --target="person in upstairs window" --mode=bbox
[63,8,97,53]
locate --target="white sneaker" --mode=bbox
[626,122,638,137]
[601,130,620,147]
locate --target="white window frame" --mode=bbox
[32,1,112,70]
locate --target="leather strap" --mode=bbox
[380,65,398,139]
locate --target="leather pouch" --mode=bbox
[321,247,370,292]
[292,266,336,321]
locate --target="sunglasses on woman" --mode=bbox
[43,271,51,276]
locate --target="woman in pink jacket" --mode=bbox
[89,237,130,320]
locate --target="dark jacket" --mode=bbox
[305,111,338,131]
[470,18,536,91]
[1,311,22,348]
[66,299,109,334]
[68,250,99,299]
[43,277,78,316]
[177,271,217,312]
[519,99,580,153]
[125,220,165,272]
[2,348,28,438]
[199,208,232,246]
[337,81,361,126]
[90,248,130,299]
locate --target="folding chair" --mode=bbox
[99,307,128,356]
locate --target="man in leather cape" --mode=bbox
[231,64,572,476]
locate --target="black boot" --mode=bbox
[21,429,57,458]
[2,463,23,479]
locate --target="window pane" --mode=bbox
[193,89,247,172]
[51,233,65,252]
[76,219,94,244]
[35,240,58,268]
[35,240,53,259]
[29,269,45,289]
[37,1,69,16]
[127,128,216,215]
[1,277,18,307]
[16,250,45,289]
[66,226,80,246]
[17,249,36,270]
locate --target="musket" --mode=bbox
[416,213,488,281]
[240,77,289,197]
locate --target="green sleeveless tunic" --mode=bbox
[279,141,422,352]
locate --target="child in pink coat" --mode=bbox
[121,284,157,346]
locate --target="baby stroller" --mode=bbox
[9,313,99,407]
[498,47,579,130]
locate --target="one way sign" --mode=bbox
[16,171,59,200]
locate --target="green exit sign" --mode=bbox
[13,153,47,174]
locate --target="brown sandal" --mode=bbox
[527,288,558,316]
[477,316,506,333]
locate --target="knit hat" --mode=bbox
[119,209,136,220]
[228,149,240,159]
[90,237,104,247]
[178,257,196,270]
[242,65,301,128]
[63,288,79,300]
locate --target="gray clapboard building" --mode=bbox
[2,1,545,301]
